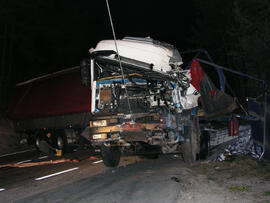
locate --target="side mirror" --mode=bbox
[80,59,90,87]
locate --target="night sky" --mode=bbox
[7,1,196,81]
[1,0,269,111]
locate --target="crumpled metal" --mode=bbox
[215,125,262,161]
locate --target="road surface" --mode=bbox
[1,148,269,203]
[0,149,184,202]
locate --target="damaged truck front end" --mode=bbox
[81,37,236,167]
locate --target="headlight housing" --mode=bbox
[92,134,107,140]
[92,120,107,127]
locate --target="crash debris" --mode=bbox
[209,125,263,161]
[0,158,75,168]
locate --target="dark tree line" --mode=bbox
[229,0,270,97]
[192,0,270,100]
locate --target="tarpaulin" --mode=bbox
[8,69,91,120]
[190,59,204,92]
[189,59,237,118]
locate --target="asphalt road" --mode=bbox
[0,149,184,203]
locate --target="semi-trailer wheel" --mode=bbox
[35,135,41,151]
[56,134,67,153]
[101,144,121,167]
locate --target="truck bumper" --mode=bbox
[89,122,161,145]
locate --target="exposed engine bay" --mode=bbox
[94,63,200,115]
[91,37,200,115]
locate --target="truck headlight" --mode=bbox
[92,120,107,127]
[92,134,107,140]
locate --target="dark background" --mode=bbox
[1,0,270,114]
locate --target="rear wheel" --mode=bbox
[181,117,199,164]
[35,135,41,152]
[56,134,67,153]
[198,131,210,159]
[101,144,121,167]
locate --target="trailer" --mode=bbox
[8,67,92,152]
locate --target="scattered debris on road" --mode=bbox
[0,158,75,168]
[209,125,263,161]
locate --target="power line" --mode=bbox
[105,0,133,116]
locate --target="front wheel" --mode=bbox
[101,144,121,167]
[181,117,199,164]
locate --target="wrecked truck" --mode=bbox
[80,37,237,167]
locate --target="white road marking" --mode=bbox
[92,160,103,164]
[35,167,79,181]
[38,156,48,159]
[17,159,31,164]
[0,149,35,158]
[0,188,5,192]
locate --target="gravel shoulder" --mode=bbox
[178,156,270,203]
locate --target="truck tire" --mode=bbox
[198,131,210,159]
[56,134,67,153]
[35,135,42,152]
[34,131,46,152]
[181,117,199,164]
[27,133,35,145]
[101,144,121,167]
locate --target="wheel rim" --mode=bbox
[36,137,40,147]
[57,136,64,149]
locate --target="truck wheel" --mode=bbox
[181,118,199,164]
[27,134,35,145]
[198,131,210,159]
[56,134,67,153]
[101,144,121,167]
[35,135,41,152]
